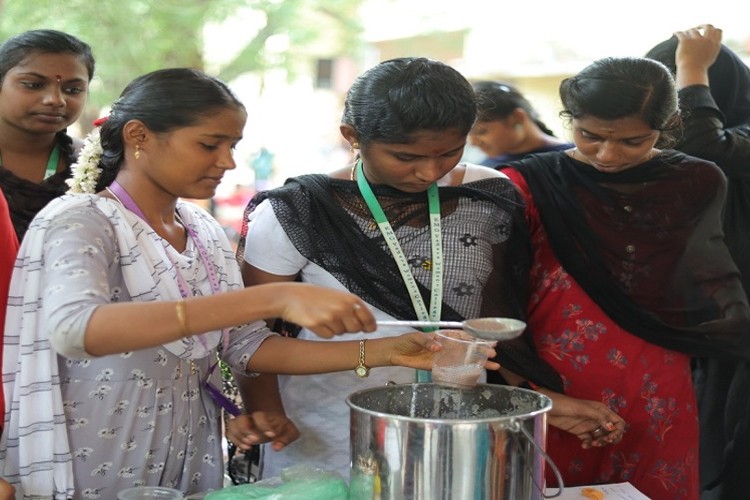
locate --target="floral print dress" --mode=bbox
[505,169,699,500]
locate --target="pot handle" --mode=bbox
[510,419,564,499]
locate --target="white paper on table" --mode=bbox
[544,481,651,499]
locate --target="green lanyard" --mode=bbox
[44,144,60,180]
[355,159,443,381]
[0,144,60,180]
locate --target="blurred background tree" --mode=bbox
[0,0,363,130]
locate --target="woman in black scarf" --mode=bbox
[0,29,96,242]
[646,24,750,500]
[231,57,625,481]
[499,56,750,499]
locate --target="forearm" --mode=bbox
[84,284,289,356]
[676,86,750,176]
[235,373,285,414]
[247,336,392,375]
[675,65,710,88]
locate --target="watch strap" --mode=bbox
[355,339,370,378]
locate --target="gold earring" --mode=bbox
[134,144,141,160]
[350,142,360,152]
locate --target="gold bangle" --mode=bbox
[175,299,190,337]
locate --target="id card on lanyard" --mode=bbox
[355,159,444,382]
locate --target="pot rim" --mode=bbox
[346,382,552,425]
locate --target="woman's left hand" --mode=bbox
[385,332,500,371]
[541,390,627,448]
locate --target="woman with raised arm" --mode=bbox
[646,24,750,499]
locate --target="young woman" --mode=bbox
[234,57,623,480]
[469,80,571,168]
[0,29,95,242]
[646,24,750,499]
[0,68,444,498]
[0,189,17,425]
[499,56,750,499]
[0,188,17,500]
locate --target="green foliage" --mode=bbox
[0,0,362,130]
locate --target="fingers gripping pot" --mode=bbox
[347,383,563,500]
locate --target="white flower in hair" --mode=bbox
[66,127,104,194]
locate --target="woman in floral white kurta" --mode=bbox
[1,195,273,498]
[1,68,440,499]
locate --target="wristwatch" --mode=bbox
[355,339,370,378]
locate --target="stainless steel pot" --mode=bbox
[347,383,562,500]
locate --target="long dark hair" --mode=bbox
[341,57,476,146]
[559,57,681,147]
[96,68,245,191]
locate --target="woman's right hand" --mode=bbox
[539,389,627,449]
[226,411,301,452]
[274,283,376,338]
[673,24,722,88]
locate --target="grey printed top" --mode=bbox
[1,196,274,498]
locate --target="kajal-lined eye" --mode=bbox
[20,81,44,90]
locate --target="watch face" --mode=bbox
[356,365,369,378]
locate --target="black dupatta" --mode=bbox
[510,151,750,360]
[238,173,564,391]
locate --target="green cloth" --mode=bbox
[205,465,348,500]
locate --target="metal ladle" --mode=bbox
[376,317,526,341]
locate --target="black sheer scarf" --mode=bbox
[237,173,564,391]
[0,166,71,242]
[706,45,750,128]
[509,151,750,360]
[0,131,76,241]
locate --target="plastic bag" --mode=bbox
[204,464,349,500]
